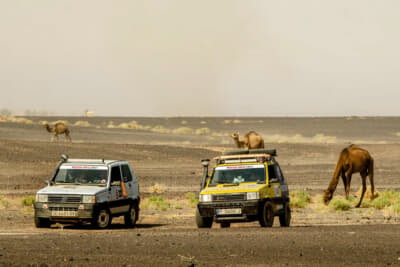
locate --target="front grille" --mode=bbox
[49,207,78,212]
[212,194,246,202]
[48,195,82,203]
[211,203,243,209]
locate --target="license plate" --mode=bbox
[217,208,241,215]
[51,210,77,217]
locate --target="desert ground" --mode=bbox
[0,116,399,266]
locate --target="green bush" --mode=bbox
[290,191,311,208]
[145,195,170,211]
[21,196,35,206]
[185,192,198,207]
[329,198,351,211]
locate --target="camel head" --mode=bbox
[323,189,333,205]
[231,132,239,140]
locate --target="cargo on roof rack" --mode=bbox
[222,148,277,157]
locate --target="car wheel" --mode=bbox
[195,208,213,228]
[34,215,51,228]
[220,222,231,228]
[279,203,291,227]
[259,201,274,227]
[93,209,112,229]
[124,203,138,227]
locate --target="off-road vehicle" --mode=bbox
[34,155,140,229]
[196,149,290,228]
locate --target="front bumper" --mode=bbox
[197,200,261,221]
[34,202,96,222]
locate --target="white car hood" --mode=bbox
[37,185,106,195]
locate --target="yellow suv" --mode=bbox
[196,149,290,228]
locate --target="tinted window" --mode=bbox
[121,165,133,182]
[111,166,122,183]
[268,165,277,179]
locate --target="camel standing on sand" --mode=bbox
[323,144,374,208]
[44,122,72,142]
[231,131,264,149]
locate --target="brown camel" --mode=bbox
[323,144,374,208]
[44,122,72,142]
[231,131,264,149]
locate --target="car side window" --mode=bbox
[111,166,122,183]
[121,165,133,182]
[275,164,285,184]
[268,164,277,180]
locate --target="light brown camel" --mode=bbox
[44,122,72,142]
[231,131,265,149]
[323,144,374,208]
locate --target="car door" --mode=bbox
[121,164,134,198]
[109,164,130,215]
[275,163,289,199]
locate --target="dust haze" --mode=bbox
[1,0,399,116]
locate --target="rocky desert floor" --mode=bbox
[0,116,399,266]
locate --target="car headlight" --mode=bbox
[82,195,96,204]
[199,194,212,202]
[247,192,260,200]
[36,194,48,203]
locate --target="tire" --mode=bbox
[220,222,231,228]
[195,208,213,228]
[34,215,51,228]
[124,203,138,227]
[259,201,274,227]
[279,203,291,227]
[92,209,112,229]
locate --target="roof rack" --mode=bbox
[215,149,277,164]
[65,159,105,164]
[221,148,277,157]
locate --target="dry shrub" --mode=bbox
[172,127,193,135]
[312,134,336,144]
[152,125,170,134]
[117,121,138,129]
[150,183,164,194]
[396,132,400,137]
[223,120,231,124]
[21,196,35,206]
[107,121,116,128]
[181,120,188,125]
[185,192,198,208]
[200,121,207,125]
[74,120,91,127]
[355,186,379,200]
[3,116,34,124]
[142,196,170,211]
[195,127,210,135]
[38,120,49,125]
[233,119,241,124]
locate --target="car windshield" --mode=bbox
[54,166,108,185]
[209,164,265,185]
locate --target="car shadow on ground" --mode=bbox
[52,223,166,230]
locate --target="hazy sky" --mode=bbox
[1,1,399,116]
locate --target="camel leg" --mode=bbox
[356,175,367,208]
[341,172,347,195]
[344,170,352,200]
[368,172,375,200]
[65,133,72,142]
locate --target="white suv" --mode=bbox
[34,155,140,229]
